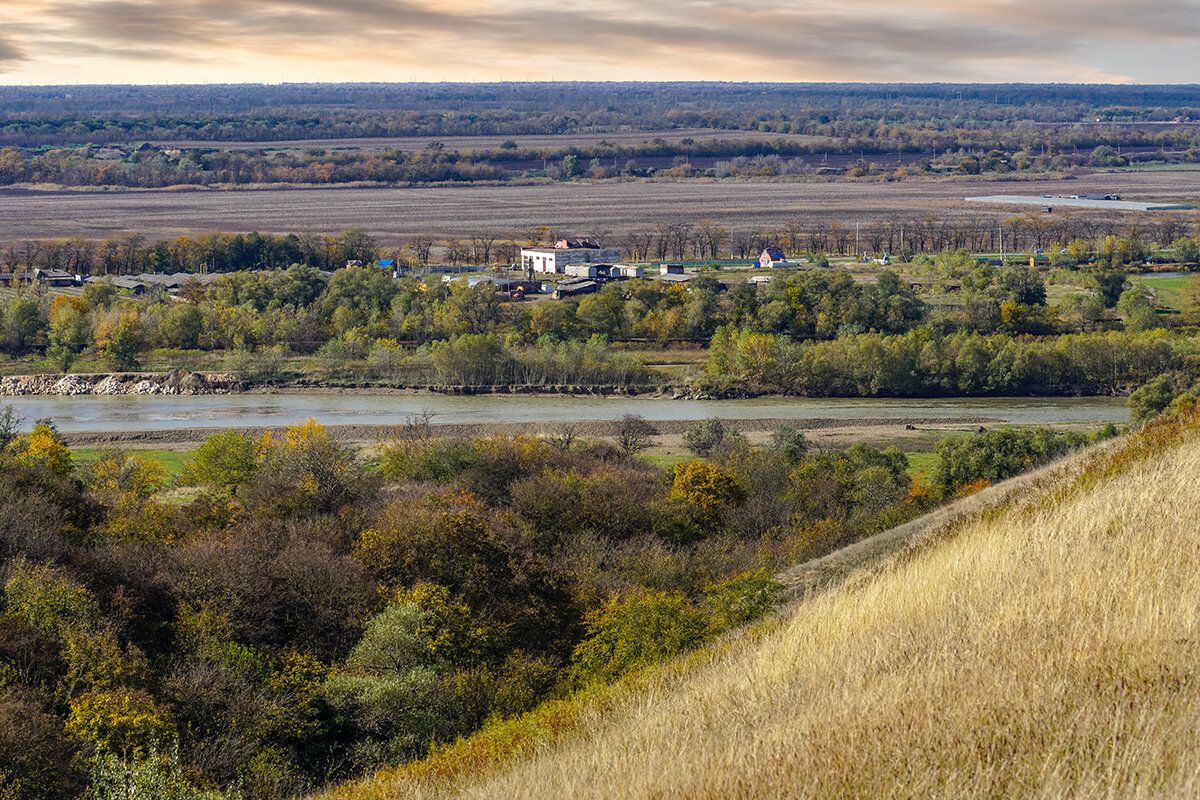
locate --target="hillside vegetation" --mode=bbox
[334,405,1200,799]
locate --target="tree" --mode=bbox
[323,601,460,769]
[561,154,580,179]
[615,414,657,454]
[570,589,707,685]
[670,460,746,527]
[14,422,73,477]
[1129,374,1177,424]
[180,430,261,492]
[682,417,728,458]
[47,301,91,372]
[94,309,142,370]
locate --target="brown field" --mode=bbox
[140,128,827,153]
[1,170,1197,245]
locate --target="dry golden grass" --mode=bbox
[329,409,1200,800]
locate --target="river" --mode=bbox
[5,393,1130,434]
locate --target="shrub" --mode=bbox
[180,430,262,492]
[682,417,728,458]
[931,427,1085,495]
[670,461,747,528]
[615,414,658,454]
[1129,374,1178,424]
[703,569,783,635]
[570,589,707,685]
[768,424,809,463]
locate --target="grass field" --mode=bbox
[71,447,195,480]
[1130,272,1195,311]
[2,170,1196,245]
[324,408,1200,800]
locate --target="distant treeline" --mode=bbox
[4,134,1200,189]
[2,82,1200,147]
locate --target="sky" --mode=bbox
[2,0,1200,85]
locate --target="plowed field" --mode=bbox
[1,171,1195,245]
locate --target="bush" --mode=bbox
[570,589,707,685]
[768,424,809,463]
[682,417,728,458]
[1129,374,1178,424]
[931,428,1085,495]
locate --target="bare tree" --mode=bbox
[406,234,436,265]
[615,414,658,455]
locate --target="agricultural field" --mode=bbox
[2,170,1197,245]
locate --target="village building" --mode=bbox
[521,237,619,274]
[758,247,797,268]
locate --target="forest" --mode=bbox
[2,83,1200,187]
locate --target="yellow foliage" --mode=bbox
[66,689,174,759]
[15,423,72,476]
[100,496,176,544]
[49,294,89,322]
[87,451,167,499]
[669,461,745,520]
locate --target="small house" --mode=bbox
[758,247,791,268]
[34,268,76,287]
[660,264,685,275]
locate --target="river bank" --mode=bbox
[60,415,1008,450]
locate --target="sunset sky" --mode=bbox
[2,0,1199,85]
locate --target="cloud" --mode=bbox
[0,31,30,68]
[3,0,1199,82]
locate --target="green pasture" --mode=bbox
[1129,273,1194,311]
[71,447,195,481]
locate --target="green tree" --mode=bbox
[1129,374,1178,424]
[571,589,707,685]
[561,154,580,179]
[323,601,459,769]
[682,417,728,458]
[47,304,90,374]
[180,430,261,492]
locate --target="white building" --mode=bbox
[521,238,620,274]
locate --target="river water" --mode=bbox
[4,393,1130,434]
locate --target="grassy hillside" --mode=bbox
[328,404,1200,799]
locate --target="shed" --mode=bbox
[552,280,599,299]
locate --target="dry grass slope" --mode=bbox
[331,408,1200,800]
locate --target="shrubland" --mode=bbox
[323,397,1200,800]
[7,404,1101,799]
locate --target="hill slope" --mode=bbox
[334,408,1200,799]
